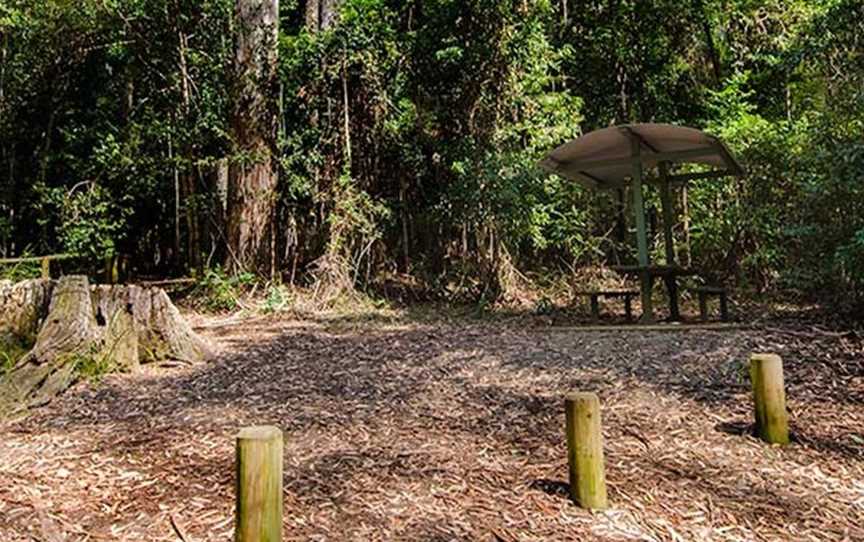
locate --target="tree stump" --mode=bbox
[0,275,210,414]
[0,278,54,341]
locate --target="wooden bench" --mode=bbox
[574,290,639,322]
[693,286,729,322]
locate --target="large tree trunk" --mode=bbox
[0,276,209,415]
[305,0,319,30]
[305,0,340,32]
[319,0,340,30]
[227,0,279,276]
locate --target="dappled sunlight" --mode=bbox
[1,315,862,540]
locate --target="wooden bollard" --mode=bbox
[565,393,608,510]
[235,426,283,542]
[749,354,790,445]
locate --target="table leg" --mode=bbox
[665,276,681,322]
[639,271,654,324]
[719,292,729,322]
[624,296,633,322]
[698,293,708,322]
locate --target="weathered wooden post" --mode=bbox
[104,254,119,284]
[565,392,608,510]
[749,354,790,445]
[41,257,51,279]
[235,425,283,542]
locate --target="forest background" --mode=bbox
[1,0,862,313]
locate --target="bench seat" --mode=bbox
[573,290,639,322]
[692,286,729,322]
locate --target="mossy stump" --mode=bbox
[0,275,209,414]
[565,392,608,510]
[749,353,790,445]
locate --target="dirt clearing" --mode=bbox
[1,315,862,541]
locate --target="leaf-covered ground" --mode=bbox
[1,313,862,541]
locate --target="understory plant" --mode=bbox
[193,266,256,312]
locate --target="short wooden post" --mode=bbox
[41,257,51,279]
[565,392,608,510]
[749,354,790,445]
[235,426,283,542]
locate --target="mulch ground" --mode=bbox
[1,312,863,541]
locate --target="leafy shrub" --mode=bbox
[193,267,256,312]
[836,228,864,304]
[0,258,41,281]
[261,284,294,313]
[34,183,128,261]
[69,350,115,383]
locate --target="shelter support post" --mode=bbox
[658,162,676,266]
[659,162,680,321]
[629,138,653,323]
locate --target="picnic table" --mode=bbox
[611,264,698,322]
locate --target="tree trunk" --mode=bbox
[319,0,340,30]
[0,276,210,415]
[227,0,279,276]
[305,0,320,30]
[682,185,692,267]
[696,0,722,85]
[177,26,202,273]
[305,0,340,32]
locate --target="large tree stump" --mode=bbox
[0,275,210,414]
[0,278,55,342]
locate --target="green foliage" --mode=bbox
[0,328,36,379]
[0,258,41,281]
[837,229,864,300]
[67,347,116,383]
[1,0,863,312]
[193,266,256,312]
[0,337,28,378]
[261,284,293,313]
[34,183,128,260]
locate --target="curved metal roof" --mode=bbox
[539,123,744,189]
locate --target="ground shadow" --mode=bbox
[529,478,570,498]
[3,315,863,540]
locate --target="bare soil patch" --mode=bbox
[1,313,862,541]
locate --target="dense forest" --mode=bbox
[1,0,862,309]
